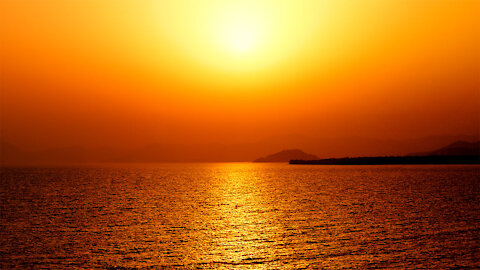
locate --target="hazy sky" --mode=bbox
[1,0,478,154]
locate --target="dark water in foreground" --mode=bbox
[1,164,479,269]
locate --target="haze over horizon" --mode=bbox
[1,0,479,164]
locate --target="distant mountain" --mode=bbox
[254,149,318,162]
[251,133,480,158]
[408,141,480,156]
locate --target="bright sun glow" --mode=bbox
[213,4,268,57]
[157,0,327,76]
[222,21,258,53]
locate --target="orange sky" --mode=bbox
[0,0,479,161]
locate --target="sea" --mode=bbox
[1,163,479,269]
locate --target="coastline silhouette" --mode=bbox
[290,155,480,165]
[289,141,480,165]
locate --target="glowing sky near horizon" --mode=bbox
[0,0,478,155]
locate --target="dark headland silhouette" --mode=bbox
[254,149,318,162]
[290,141,480,165]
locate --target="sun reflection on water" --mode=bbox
[199,164,285,268]
[180,163,338,269]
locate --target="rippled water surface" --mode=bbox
[1,164,479,269]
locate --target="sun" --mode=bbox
[222,21,258,53]
[214,5,267,57]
